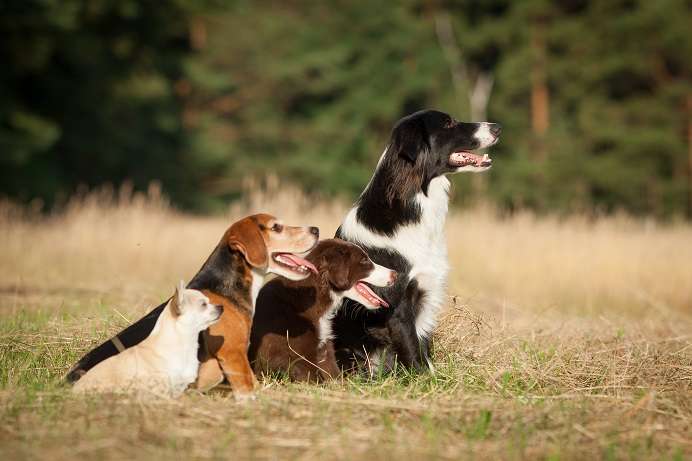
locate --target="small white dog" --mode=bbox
[73,281,222,397]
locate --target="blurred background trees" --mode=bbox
[1,0,690,216]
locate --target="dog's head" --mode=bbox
[226,213,319,281]
[169,281,223,331]
[308,239,396,309]
[386,109,501,182]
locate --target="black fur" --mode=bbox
[333,109,499,373]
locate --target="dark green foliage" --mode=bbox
[1,0,690,215]
[0,0,225,210]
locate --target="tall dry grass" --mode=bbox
[1,179,690,321]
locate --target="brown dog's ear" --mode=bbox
[325,255,351,291]
[227,218,268,269]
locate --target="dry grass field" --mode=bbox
[1,182,691,460]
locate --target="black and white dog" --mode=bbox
[333,109,501,373]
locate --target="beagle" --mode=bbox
[73,281,222,397]
[248,239,396,382]
[67,214,319,400]
[194,214,319,397]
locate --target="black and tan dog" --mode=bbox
[248,239,396,382]
[67,213,318,399]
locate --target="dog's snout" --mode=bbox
[309,226,319,237]
[488,123,502,137]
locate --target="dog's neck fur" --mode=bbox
[284,275,344,346]
[345,155,451,245]
[355,147,429,236]
[148,305,198,359]
[189,243,264,314]
[143,302,202,390]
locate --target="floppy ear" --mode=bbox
[390,118,429,163]
[325,256,351,291]
[227,218,268,269]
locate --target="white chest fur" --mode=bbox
[250,269,265,313]
[318,294,344,347]
[340,176,451,339]
[147,313,202,396]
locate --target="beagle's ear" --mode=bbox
[227,218,268,269]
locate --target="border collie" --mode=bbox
[332,109,501,373]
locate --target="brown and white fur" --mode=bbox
[73,282,222,397]
[248,239,396,382]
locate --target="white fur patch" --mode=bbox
[250,268,265,314]
[340,176,451,339]
[318,294,343,347]
[473,123,499,149]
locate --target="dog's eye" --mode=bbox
[444,118,455,128]
[271,223,283,232]
[361,257,369,265]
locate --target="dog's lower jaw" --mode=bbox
[453,164,492,173]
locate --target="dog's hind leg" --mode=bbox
[194,358,224,391]
[193,335,225,391]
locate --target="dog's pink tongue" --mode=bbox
[355,282,389,307]
[276,253,317,273]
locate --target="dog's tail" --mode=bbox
[65,300,168,383]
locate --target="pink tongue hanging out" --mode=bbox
[449,151,492,167]
[274,254,318,273]
[355,282,389,307]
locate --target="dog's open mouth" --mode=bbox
[355,281,389,307]
[448,151,492,168]
[273,253,318,275]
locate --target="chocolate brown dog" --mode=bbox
[68,214,318,400]
[248,239,396,382]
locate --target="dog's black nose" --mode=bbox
[309,226,319,237]
[489,123,502,137]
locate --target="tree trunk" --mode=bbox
[687,95,692,218]
[530,19,549,158]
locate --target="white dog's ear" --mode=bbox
[177,280,186,304]
[170,280,186,316]
[177,279,186,295]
